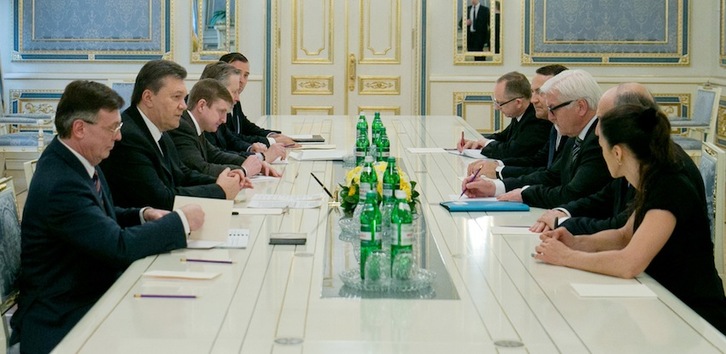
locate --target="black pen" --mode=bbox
[310,172,334,199]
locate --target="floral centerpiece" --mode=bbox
[339,161,419,215]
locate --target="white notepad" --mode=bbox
[142,270,220,280]
[571,283,657,298]
[173,196,233,243]
[462,149,487,159]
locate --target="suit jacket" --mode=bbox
[500,127,569,178]
[204,123,254,155]
[466,4,490,50]
[100,106,225,210]
[170,111,247,176]
[503,118,612,209]
[480,104,551,160]
[559,143,699,235]
[11,138,186,354]
[217,101,280,147]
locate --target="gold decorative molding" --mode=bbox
[358,106,400,116]
[291,106,334,115]
[359,0,401,64]
[292,0,334,64]
[292,76,334,95]
[358,76,400,95]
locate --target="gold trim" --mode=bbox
[357,106,400,115]
[359,0,401,64]
[291,106,334,115]
[453,91,498,134]
[358,76,400,95]
[190,0,238,63]
[292,0,333,64]
[292,76,334,95]
[722,0,726,67]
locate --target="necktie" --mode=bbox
[92,170,106,212]
[547,127,557,168]
[571,137,583,163]
[472,6,477,31]
[198,134,208,161]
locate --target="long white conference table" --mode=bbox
[56,115,726,353]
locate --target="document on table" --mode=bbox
[295,144,336,150]
[571,283,657,298]
[248,193,324,209]
[142,270,221,280]
[406,147,447,154]
[288,150,345,161]
[447,195,498,202]
[173,196,232,243]
[462,149,488,159]
[232,207,286,215]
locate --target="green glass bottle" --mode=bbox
[382,156,400,203]
[377,127,390,162]
[390,189,413,263]
[371,112,383,145]
[356,114,368,139]
[355,134,369,166]
[360,190,382,279]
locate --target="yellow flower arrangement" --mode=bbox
[339,161,419,214]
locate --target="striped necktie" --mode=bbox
[571,137,583,162]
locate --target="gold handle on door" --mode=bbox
[348,53,356,92]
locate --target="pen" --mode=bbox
[459,165,483,199]
[181,257,233,264]
[460,131,465,147]
[310,172,334,199]
[284,143,296,148]
[134,294,197,299]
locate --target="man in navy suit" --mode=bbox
[458,71,552,160]
[463,70,612,209]
[100,60,245,210]
[10,81,205,353]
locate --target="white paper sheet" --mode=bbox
[173,196,233,243]
[232,207,286,215]
[143,270,221,280]
[462,149,488,159]
[571,283,657,298]
[406,147,446,154]
[447,195,498,202]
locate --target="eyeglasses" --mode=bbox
[547,100,576,115]
[493,96,522,108]
[83,120,123,134]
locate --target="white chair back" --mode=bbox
[22,159,37,189]
[700,142,726,279]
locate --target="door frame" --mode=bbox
[264,0,428,115]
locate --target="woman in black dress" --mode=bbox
[534,104,726,334]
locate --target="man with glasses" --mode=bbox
[10,80,205,353]
[458,71,551,160]
[462,69,612,209]
[466,65,569,179]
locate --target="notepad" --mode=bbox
[186,228,250,249]
[288,150,345,161]
[289,134,325,143]
[173,196,233,243]
[406,147,447,154]
[142,270,220,280]
[248,193,323,209]
[462,149,487,159]
[232,207,286,215]
[571,283,657,298]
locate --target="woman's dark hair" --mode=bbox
[599,104,677,225]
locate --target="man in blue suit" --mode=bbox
[10,81,205,353]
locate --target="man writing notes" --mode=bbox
[458,71,551,160]
[467,65,569,179]
[9,81,204,354]
[462,69,612,209]
[100,60,245,210]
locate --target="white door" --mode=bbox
[274,0,419,116]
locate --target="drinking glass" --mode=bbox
[364,250,390,291]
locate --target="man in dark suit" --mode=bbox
[458,71,551,160]
[530,82,703,234]
[10,81,204,353]
[100,60,245,210]
[206,52,297,154]
[468,65,569,179]
[463,70,612,209]
[170,78,278,178]
[466,0,490,53]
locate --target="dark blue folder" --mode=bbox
[439,200,530,212]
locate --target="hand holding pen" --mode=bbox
[459,165,483,199]
[457,131,466,152]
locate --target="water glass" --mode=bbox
[392,250,415,281]
[364,250,390,290]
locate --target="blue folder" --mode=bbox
[439,200,530,212]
